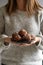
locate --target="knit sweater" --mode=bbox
[0,7,43,65]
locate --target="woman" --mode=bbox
[0,0,43,65]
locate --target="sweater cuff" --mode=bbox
[35,37,41,47]
[1,34,8,38]
[36,37,43,50]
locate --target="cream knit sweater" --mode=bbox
[0,7,43,65]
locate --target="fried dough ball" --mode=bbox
[21,34,35,42]
[31,35,35,40]
[12,32,21,41]
[22,34,31,41]
[18,29,27,37]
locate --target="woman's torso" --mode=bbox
[4,10,40,36]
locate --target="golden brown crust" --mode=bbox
[12,29,35,42]
[12,32,21,41]
[18,29,27,37]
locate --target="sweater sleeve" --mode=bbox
[0,7,8,37]
[35,9,43,50]
[0,7,5,34]
[0,7,9,49]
